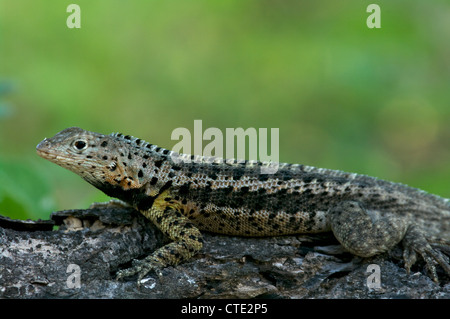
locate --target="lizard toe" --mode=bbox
[427,244,450,276]
[115,259,148,281]
[402,246,417,276]
[116,268,136,281]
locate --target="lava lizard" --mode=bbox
[36,127,450,283]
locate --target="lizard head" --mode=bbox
[36,127,144,191]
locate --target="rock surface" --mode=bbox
[0,207,449,298]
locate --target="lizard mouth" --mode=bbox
[36,138,52,159]
[36,138,65,163]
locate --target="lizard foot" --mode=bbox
[116,206,203,286]
[402,225,450,283]
[116,257,164,286]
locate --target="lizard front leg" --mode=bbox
[116,191,203,284]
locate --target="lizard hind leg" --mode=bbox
[329,201,408,258]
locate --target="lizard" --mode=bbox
[36,127,450,284]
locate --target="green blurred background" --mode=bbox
[0,0,449,220]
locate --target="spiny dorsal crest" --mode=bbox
[110,132,174,158]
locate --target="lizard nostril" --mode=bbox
[36,138,49,151]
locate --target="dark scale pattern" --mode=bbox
[36,127,450,284]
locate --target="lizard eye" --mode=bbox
[73,140,88,151]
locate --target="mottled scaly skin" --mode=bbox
[36,127,450,283]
